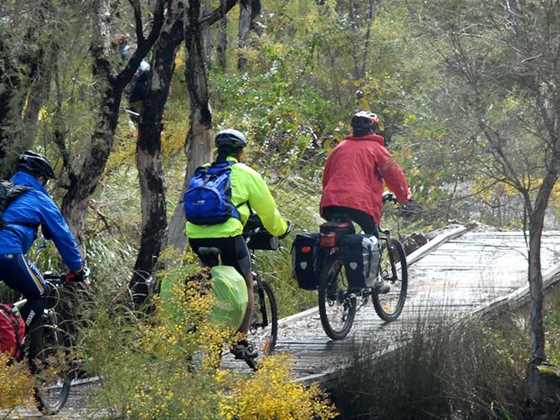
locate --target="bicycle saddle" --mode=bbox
[197,247,222,267]
[319,220,355,235]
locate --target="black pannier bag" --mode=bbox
[339,234,379,290]
[291,233,320,290]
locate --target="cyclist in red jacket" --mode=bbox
[320,111,411,237]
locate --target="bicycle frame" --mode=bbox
[248,250,270,331]
[377,228,400,282]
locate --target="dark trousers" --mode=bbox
[0,253,46,326]
[322,206,379,237]
[189,235,251,277]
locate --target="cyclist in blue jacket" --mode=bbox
[0,151,84,334]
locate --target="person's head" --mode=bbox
[351,111,380,137]
[215,129,248,161]
[16,150,55,185]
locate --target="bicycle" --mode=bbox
[196,215,279,370]
[8,269,87,414]
[317,194,408,340]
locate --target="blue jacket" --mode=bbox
[0,171,83,271]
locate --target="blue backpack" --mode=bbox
[183,161,242,225]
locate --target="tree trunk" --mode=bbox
[202,4,214,67]
[62,82,122,241]
[527,171,558,407]
[238,0,261,71]
[166,0,213,254]
[216,1,228,71]
[130,0,185,304]
[166,0,238,254]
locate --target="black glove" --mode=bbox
[382,192,396,204]
[279,221,293,239]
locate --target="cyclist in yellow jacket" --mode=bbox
[186,129,290,358]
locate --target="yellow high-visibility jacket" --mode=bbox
[186,157,288,239]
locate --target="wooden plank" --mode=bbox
[406,225,470,266]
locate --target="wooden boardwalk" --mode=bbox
[269,228,560,384]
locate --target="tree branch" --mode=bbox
[116,0,166,87]
[128,0,145,44]
[199,0,238,27]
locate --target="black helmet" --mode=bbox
[16,150,56,179]
[215,129,248,149]
[351,111,380,134]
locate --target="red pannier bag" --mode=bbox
[0,304,25,359]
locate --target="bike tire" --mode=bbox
[372,238,408,322]
[318,258,357,340]
[32,310,73,415]
[249,279,278,355]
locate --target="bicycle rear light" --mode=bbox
[319,232,337,248]
[300,246,313,253]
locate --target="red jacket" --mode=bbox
[320,134,410,225]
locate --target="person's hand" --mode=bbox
[279,221,293,239]
[64,266,89,286]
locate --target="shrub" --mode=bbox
[0,353,34,411]
[220,354,337,420]
[332,314,528,420]
[81,264,337,418]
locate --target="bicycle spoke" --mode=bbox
[319,261,356,340]
[372,239,408,321]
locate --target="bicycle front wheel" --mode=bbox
[249,279,278,355]
[372,238,408,321]
[32,311,73,415]
[318,258,357,340]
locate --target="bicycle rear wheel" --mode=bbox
[318,258,357,340]
[372,238,408,321]
[249,278,278,355]
[32,310,73,415]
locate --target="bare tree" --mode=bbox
[417,0,560,412]
[61,0,166,241]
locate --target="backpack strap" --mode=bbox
[0,185,35,231]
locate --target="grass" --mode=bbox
[331,311,529,420]
[329,281,560,420]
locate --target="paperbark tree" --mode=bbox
[61,0,166,241]
[166,0,238,254]
[130,0,186,303]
